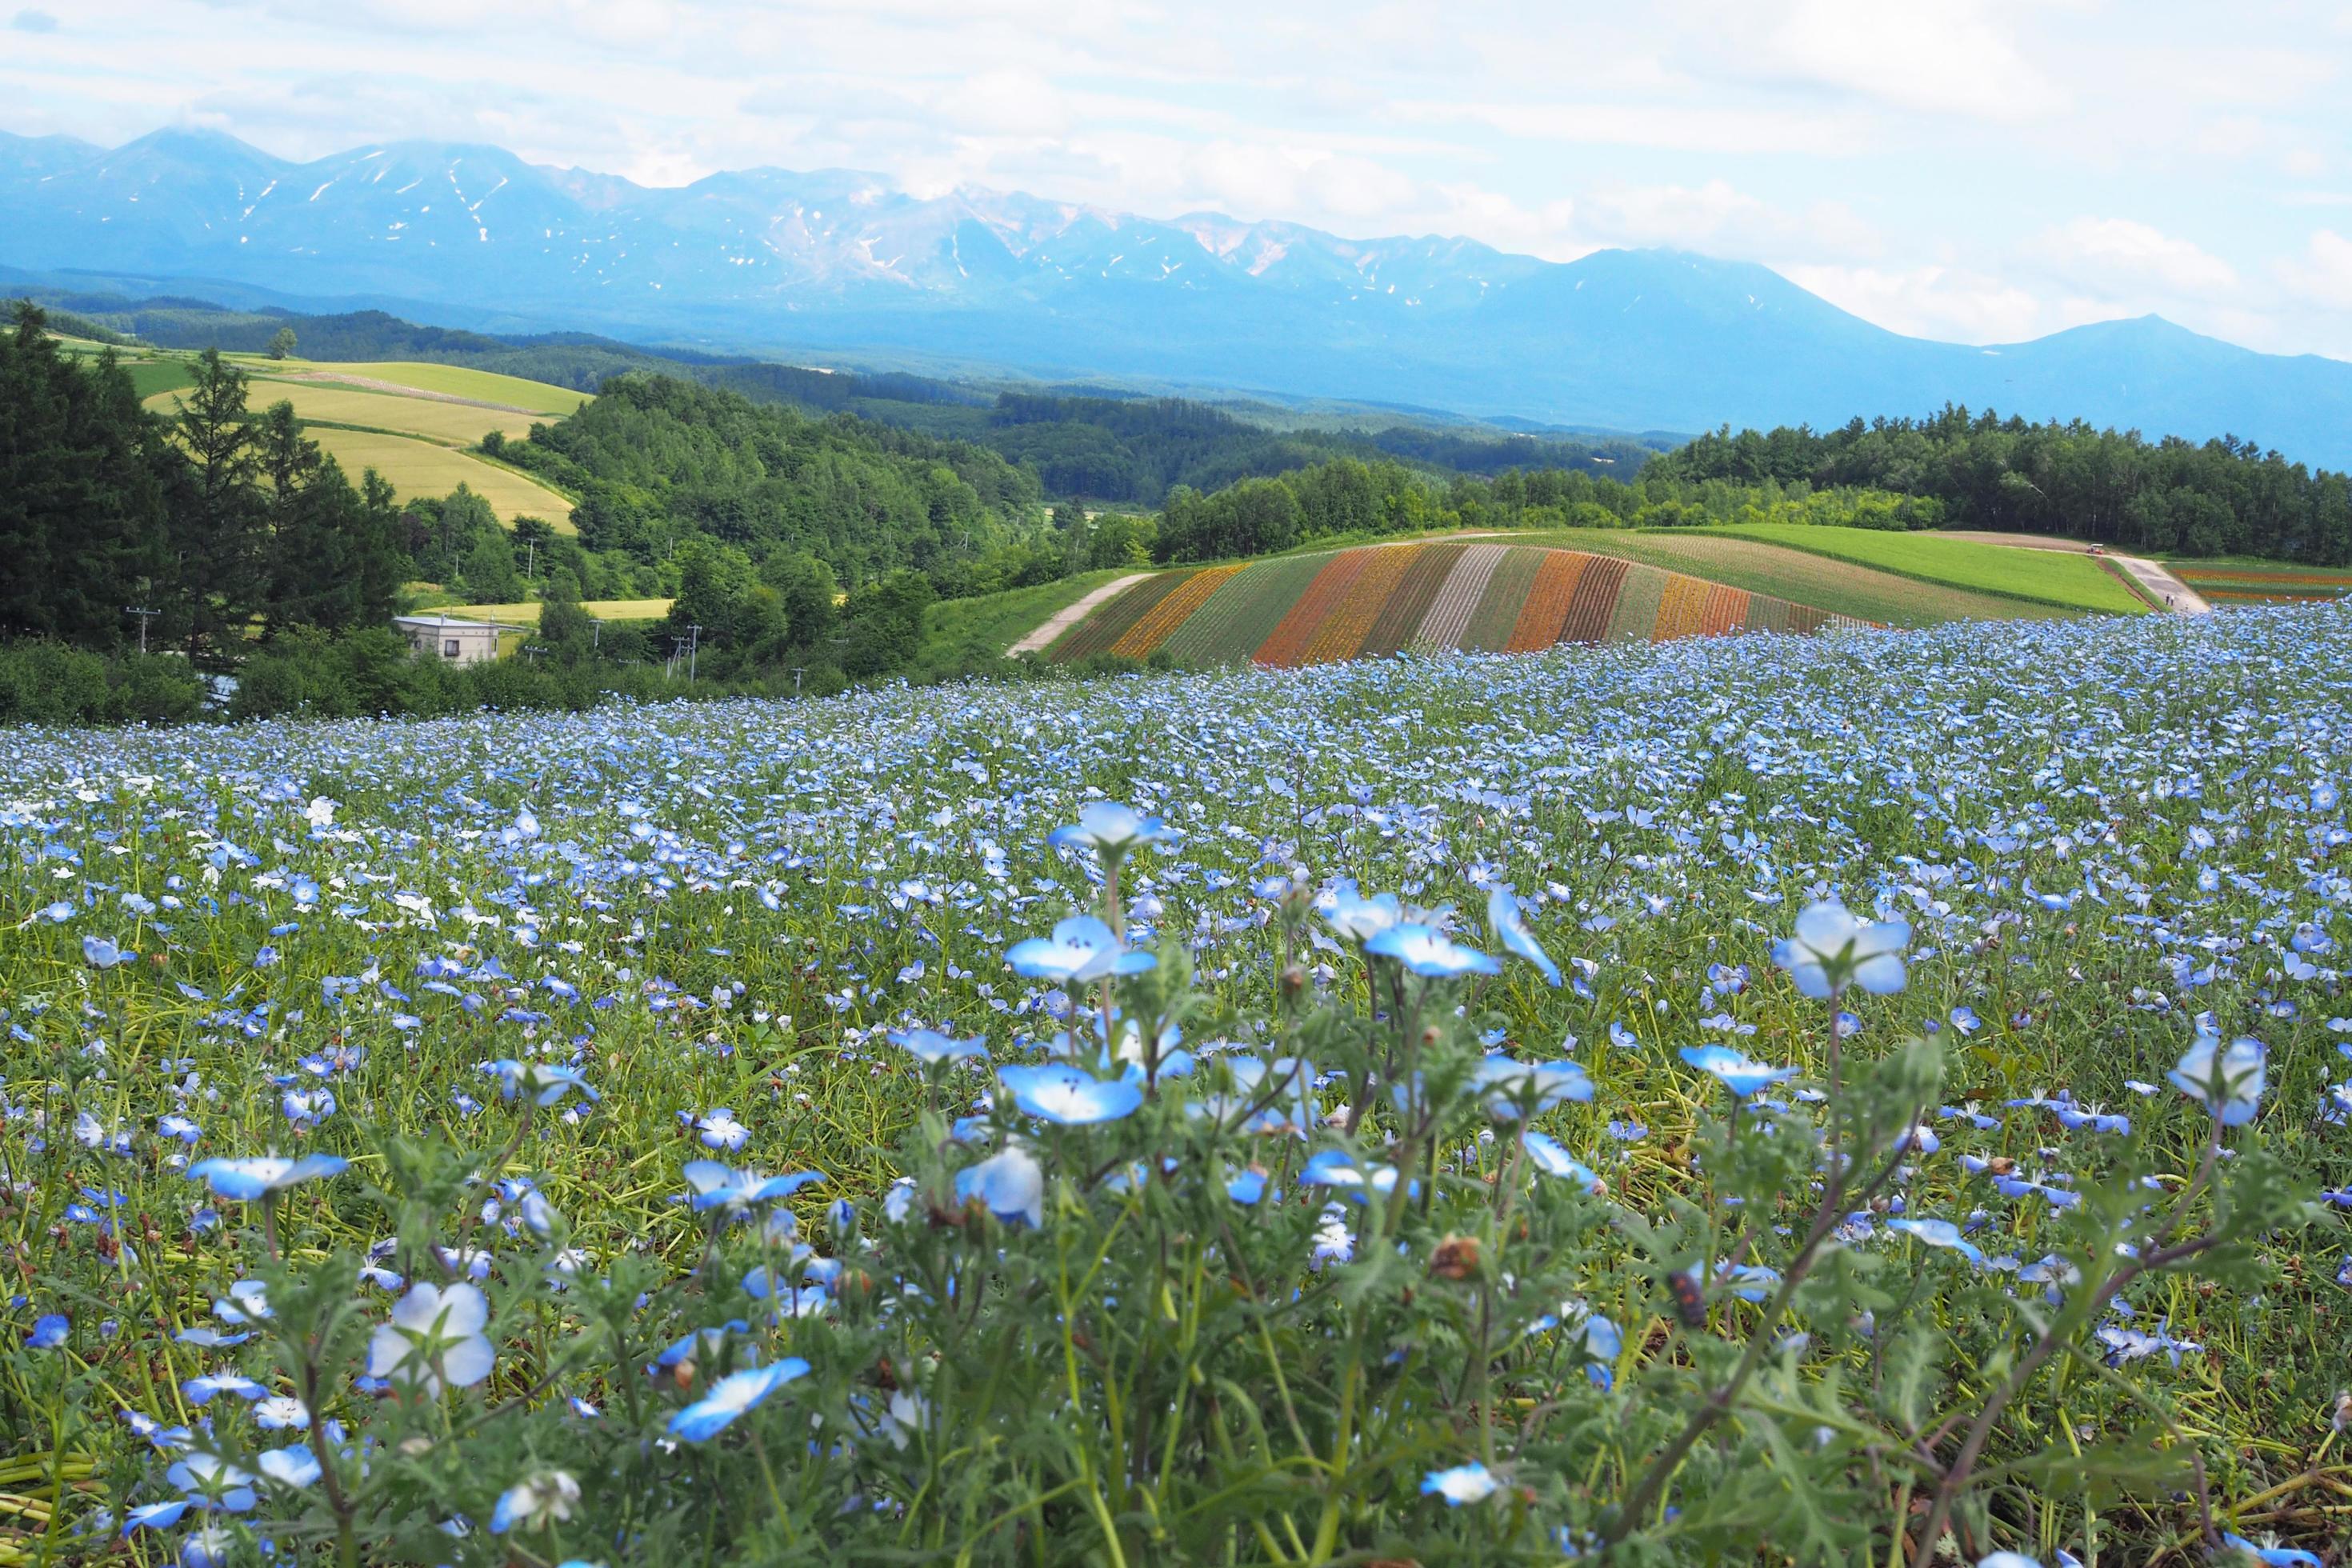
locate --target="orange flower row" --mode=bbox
[1506,551,1591,651]
[1298,545,1425,665]
[1256,551,1375,666]
[1111,564,1245,659]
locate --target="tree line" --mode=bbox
[1646,406,2352,563]
[0,303,406,665]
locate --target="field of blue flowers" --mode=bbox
[3,606,2348,1567]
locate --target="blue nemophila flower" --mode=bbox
[887,1026,987,1066]
[1226,1169,1267,1204]
[1005,916,1156,983]
[669,1358,810,1442]
[490,1470,580,1533]
[1365,923,1501,978]
[1889,1218,1987,1265]
[680,1107,750,1151]
[257,1443,322,1488]
[2169,1033,2266,1126]
[166,1454,257,1513]
[366,1282,495,1395]
[1476,1057,1594,1118]
[1579,1314,1624,1388]
[1048,801,1172,856]
[180,1371,267,1405]
[81,934,127,969]
[2220,1535,2322,1566]
[1679,1045,1796,1098]
[187,1153,348,1201]
[1486,886,1561,986]
[1777,901,1910,998]
[1977,1556,2045,1568]
[680,1162,826,1214]
[955,1146,1044,1227]
[25,1313,67,1348]
[480,1058,600,1107]
[997,1063,1144,1126]
[1318,879,1403,942]
[1521,1132,1606,1194]
[1422,1461,1501,1505]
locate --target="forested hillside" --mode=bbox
[1651,407,2352,563]
[29,286,1657,505]
[491,374,1042,582]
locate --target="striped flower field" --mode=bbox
[1046,542,1865,666]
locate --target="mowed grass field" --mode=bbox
[1699,523,2148,614]
[142,365,585,532]
[448,598,674,624]
[297,361,590,414]
[300,428,578,532]
[1046,542,1867,666]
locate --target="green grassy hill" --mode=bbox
[1694,523,2147,614]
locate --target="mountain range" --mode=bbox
[7,126,2352,466]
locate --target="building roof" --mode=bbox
[394,615,511,634]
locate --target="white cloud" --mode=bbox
[2279,230,2352,311]
[1781,262,2077,343]
[1753,0,2066,123]
[2030,217,2238,296]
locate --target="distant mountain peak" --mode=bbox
[3,125,2348,465]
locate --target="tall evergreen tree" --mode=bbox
[170,349,267,661]
[0,302,172,646]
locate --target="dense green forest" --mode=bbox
[1148,454,1946,562]
[1650,407,2352,563]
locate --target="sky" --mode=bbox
[7,0,2352,358]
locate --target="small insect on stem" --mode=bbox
[1666,1270,1707,1329]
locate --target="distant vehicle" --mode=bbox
[2089,543,2106,554]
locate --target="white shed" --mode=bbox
[394,614,511,667]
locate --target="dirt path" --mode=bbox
[1006,574,1151,656]
[1939,531,2210,614]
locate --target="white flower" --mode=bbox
[366,1282,495,1395]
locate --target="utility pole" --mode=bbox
[792,666,804,699]
[686,622,702,684]
[525,539,536,582]
[590,618,602,651]
[124,605,158,654]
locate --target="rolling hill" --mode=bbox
[133,350,584,529]
[8,127,2352,466]
[1034,526,2134,668]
